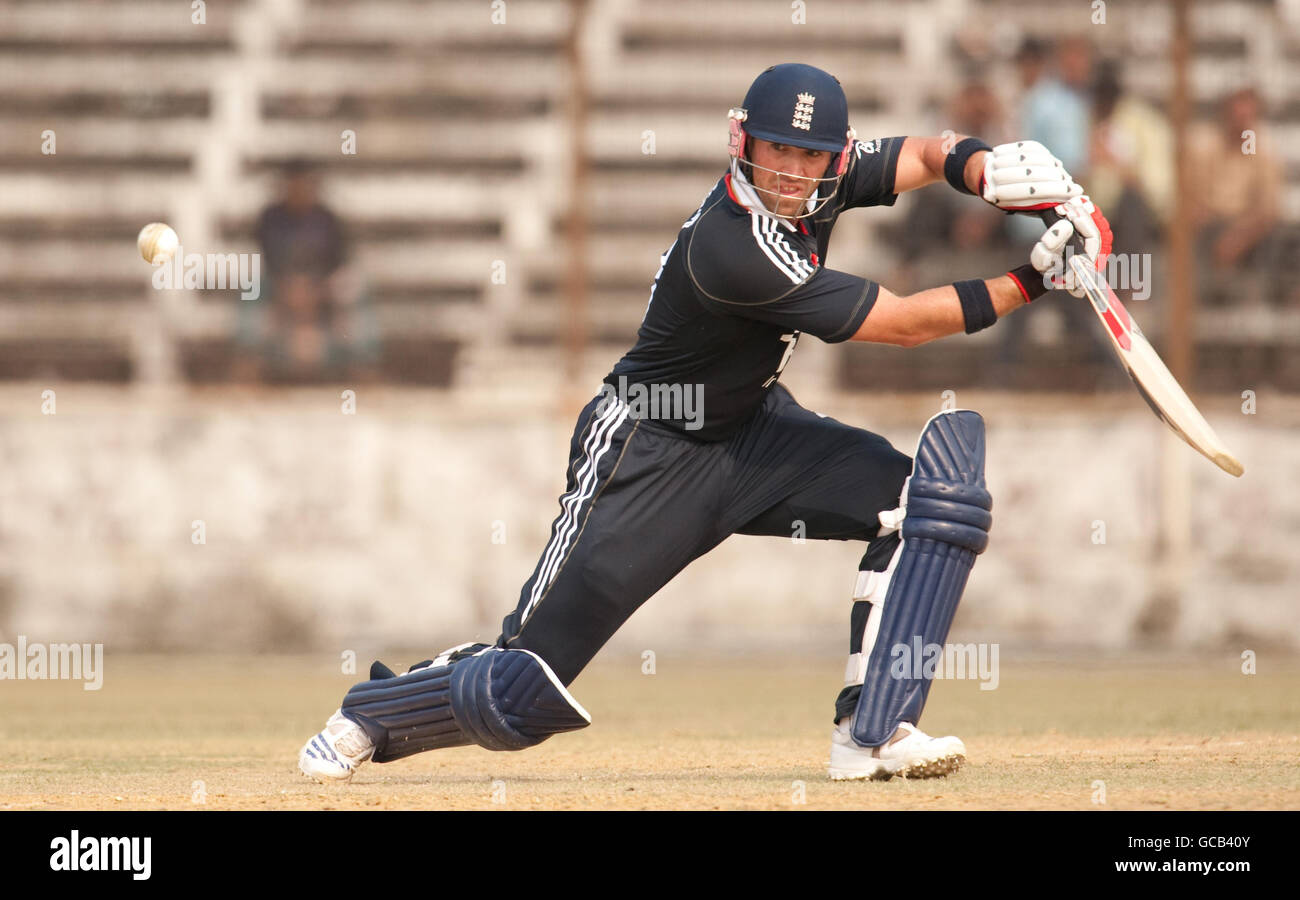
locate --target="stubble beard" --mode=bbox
[757,176,814,220]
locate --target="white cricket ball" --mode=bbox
[137,222,179,265]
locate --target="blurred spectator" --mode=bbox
[236,160,379,382]
[888,79,1014,296]
[1007,37,1092,248]
[1003,37,1111,379]
[1186,87,1286,307]
[1086,61,1173,264]
[1017,36,1090,177]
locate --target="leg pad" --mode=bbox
[851,410,993,747]
[341,647,591,762]
[450,648,592,751]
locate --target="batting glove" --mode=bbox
[1030,216,1075,296]
[1057,195,1114,272]
[982,140,1084,212]
[1031,196,1114,299]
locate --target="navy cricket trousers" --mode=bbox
[497,383,912,688]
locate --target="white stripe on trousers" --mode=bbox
[521,397,630,624]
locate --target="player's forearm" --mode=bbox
[900,275,1029,347]
[852,269,1040,347]
[899,135,987,195]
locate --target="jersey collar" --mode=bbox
[726,168,816,232]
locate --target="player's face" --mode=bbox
[747,139,832,219]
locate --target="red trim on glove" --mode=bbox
[1004,201,1062,211]
[1007,264,1049,303]
[1090,204,1114,271]
[1007,269,1032,303]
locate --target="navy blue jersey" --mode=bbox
[605,136,905,440]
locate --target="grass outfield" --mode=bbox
[1,653,1297,810]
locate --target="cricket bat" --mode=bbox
[1038,210,1244,477]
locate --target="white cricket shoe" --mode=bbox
[829,720,966,781]
[298,709,376,784]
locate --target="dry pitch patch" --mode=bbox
[1,653,1296,810]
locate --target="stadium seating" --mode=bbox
[0,0,1296,389]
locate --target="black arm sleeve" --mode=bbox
[704,268,879,342]
[838,136,906,210]
[687,218,879,343]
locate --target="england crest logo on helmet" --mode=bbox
[792,92,815,131]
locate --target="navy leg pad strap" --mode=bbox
[851,410,993,747]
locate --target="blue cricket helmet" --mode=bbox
[726,63,857,218]
[739,63,851,153]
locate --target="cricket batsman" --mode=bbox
[299,63,1111,782]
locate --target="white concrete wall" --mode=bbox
[0,383,1294,657]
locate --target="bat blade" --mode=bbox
[1069,255,1244,477]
